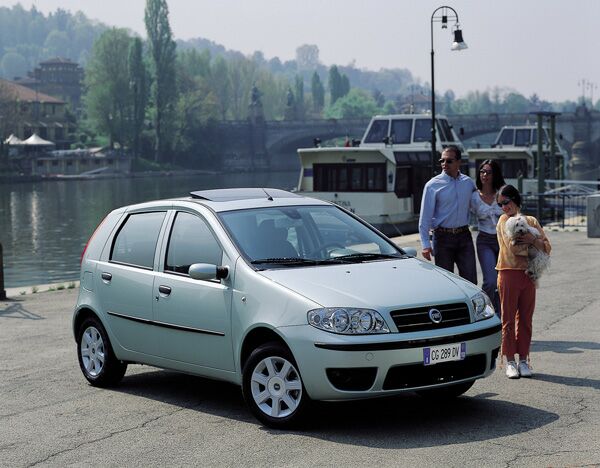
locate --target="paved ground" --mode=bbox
[1,230,599,467]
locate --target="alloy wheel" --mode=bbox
[80,326,105,377]
[250,356,303,418]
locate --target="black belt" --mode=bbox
[435,225,470,234]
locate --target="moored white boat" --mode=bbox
[467,124,568,194]
[297,114,467,236]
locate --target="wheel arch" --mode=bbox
[72,306,101,341]
[240,326,290,371]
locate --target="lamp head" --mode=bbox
[451,28,468,51]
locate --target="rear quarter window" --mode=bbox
[110,212,166,269]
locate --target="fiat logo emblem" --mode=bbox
[429,308,443,324]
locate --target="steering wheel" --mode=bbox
[310,242,345,258]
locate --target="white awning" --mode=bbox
[23,133,55,146]
[4,134,24,145]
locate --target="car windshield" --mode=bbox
[219,205,403,268]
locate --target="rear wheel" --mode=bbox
[416,380,474,400]
[77,316,127,387]
[242,342,310,428]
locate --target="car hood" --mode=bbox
[259,258,481,309]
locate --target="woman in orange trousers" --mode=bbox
[496,185,551,379]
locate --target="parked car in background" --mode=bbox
[74,188,501,428]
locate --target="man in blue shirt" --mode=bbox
[419,146,477,284]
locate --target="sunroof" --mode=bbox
[189,188,301,202]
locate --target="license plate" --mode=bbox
[423,342,466,366]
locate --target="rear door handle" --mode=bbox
[158,285,172,296]
[101,272,112,282]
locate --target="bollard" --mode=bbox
[0,242,6,300]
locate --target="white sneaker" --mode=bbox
[506,361,520,379]
[518,360,533,378]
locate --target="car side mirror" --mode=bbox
[189,263,229,280]
[401,247,417,257]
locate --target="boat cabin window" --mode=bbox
[414,119,430,142]
[364,120,389,143]
[313,163,386,192]
[515,129,530,147]
[499,159,529,178]
[497,129,514,146]
[440,119,455,142]
[391,119,412,144]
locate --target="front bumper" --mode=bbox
[280,319,501,401]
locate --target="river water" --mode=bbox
[0,171,298,288]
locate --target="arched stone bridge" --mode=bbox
[215,110,600,172]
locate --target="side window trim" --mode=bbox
[108,210,168,271]
[162,210,225,279]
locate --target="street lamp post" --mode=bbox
[430,6,468,176]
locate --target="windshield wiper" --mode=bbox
[332,253,404,263]
[251,257,347,267]
[251,257,319,266]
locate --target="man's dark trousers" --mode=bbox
[432,230,477,284]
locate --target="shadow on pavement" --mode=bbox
[113,370,558,446]
[533,373,600,390]
[532,340,600,354]
[0,301,44,320]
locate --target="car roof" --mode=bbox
[122,188,328,213]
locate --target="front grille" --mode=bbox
[390,302,471,332]
[382,354,487,390]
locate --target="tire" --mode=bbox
[416,380,475,400]
[242,342,310,429]
[77,316,127,387]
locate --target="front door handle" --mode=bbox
[101,272,112,282]
[158,285,172,296]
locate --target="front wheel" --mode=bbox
[416,380,475,400]
[242,342,310,428]
[77,316,127,387]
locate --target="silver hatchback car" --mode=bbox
[74,188,501,428]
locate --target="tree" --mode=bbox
[0,52,28,79]
[311,71,325,114]
[340,74,350,98]
[128,37,149,159]
[145,0,177,163]
[324,89,378,119]
[84,28,133,148]
[210,56,231,120]
[328,65,343,104]
[294,75,305,119]
[295,44,319,70]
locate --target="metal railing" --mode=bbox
[521,193,590,228]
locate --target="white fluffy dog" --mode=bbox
[504,215,550,287]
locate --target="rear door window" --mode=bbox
[165,212,223,275]
[111,212,166,269]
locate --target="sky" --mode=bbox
[3,0,599,102]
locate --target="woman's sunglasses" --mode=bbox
[479,169,493,175]
[497,199,512,207]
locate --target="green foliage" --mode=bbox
[128,37,149,158]
[0,5,107,78]
[145,0,177,163]
[328,65,343,104]
[84,28,134,148]
[294,75,305,119]
[311,71,325,114]
[324,88,378,119]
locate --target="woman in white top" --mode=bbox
[471,160,505,315]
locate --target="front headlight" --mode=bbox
[472,292,495,321]
[308,308,390,334]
